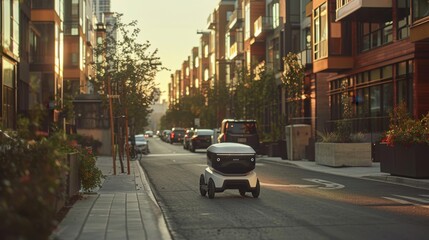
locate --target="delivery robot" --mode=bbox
[199,142,260,199]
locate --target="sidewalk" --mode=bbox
[260,156,429,190]
[51,156,171,240]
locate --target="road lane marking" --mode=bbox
[303,179,345,190]
[393,195,429,204]
[261,182,318,188]
[383,196,429,209]
[146,153,197,157]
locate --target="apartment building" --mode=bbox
[29,0,65,132]
[312,0,429,141]
[181,59,191,97]
[190,47,200,96]
[169,70,182,107]
[169,0,429,147]
[198,32,211,100]
[17,1,32,127]
[1,0,21,129]
[64,0,92,96]
[92,0,111,23]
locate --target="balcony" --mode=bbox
[336,0,391,21]
[411,18,429,42]
[254,16,273,38]
[313,55,353,73]
[229,42,243,59]
[228,9,242,30]
[207,13,216,29]
[410,2,429,42]
[299,49,312,66]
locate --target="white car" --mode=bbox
[144,130,154,138]
[133,134,149,154]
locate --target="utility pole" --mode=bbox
[107,75,116,175]
[125,108,130,175]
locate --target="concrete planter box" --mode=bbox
[315,142,372,167]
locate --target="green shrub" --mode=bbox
[384,102,429,146]
[0,119,104,239]
[76,146,104,192]
[68,134,102,154]
[0,130,68,239]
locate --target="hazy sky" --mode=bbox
[111,0,219,102]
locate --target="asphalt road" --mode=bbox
[140,137,429,240]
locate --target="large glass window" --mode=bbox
[396,60,413,111]
[313,3,327,60]
[359,21,393,52]
[31,23,55,64]
[397,0,410,40]
[2,0,20,56]
[413,0,429,21]
[2,59,16,129]
[3,0,12,51]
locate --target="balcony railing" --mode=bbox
[228,9,242,29]
[254,16,272,37]
[336,0,392,21]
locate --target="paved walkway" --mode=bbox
[51,156,171,240]
[51,154,429,240]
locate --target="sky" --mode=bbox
[111,0,219,102]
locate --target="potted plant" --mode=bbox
[378,102,429,178]
[315,84,371,167]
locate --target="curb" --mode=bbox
[364,175,429,190]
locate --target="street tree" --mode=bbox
[92,14,163,170]
[281,52,305,125]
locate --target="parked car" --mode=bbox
[217,119,260,152]
[189,129,214,152]
[133,134,149,154]
[144,130,154,138]
[161,130,171,142]
[183,129,194,149]
[170,128,185,144]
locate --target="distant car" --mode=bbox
[217,119,259,152]
[189,129,214,152]
[161,130,171,142]
[134,134,149,154]
[170,128,185,144]
[145,130,154,138]
[183,129,194,149]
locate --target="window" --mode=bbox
[396,61,413,110]
[313,3,327,60]
[194,57,199,68]
[413,0,429,21]
[2,59,16,129]
[370,85,381,116]
[272,2,280,28]
[31,23,55,64]
[359,21,393,52]
[2,0,20,56]
[204,45,209,58]
[397,0,410,39]
[204,69,209,81]
[245,3,251,39]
